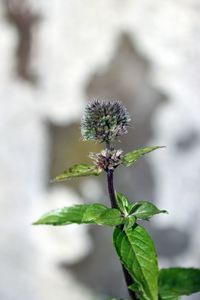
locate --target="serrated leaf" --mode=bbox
[130,201,167,220]
[52,164,102,182]
[115,192,130,214]
[123,146,165,167]
[159,268,200,298]
[113,224,158,300]
[33,203,124,226]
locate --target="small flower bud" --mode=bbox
[81,100,131,143]
[89,149,123,171]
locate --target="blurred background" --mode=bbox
[1,0,200,299]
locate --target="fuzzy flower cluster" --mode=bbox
[81,100,131,143]
[90,149,123,171]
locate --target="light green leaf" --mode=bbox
[159,268,200,298]
[130,201,167,220]
[113,224,158,300]
[52,164,102,182]
[115,192,130,215]
[33,203,124,227]
[95,208,124,226]
[124,216,136,231]
[123,146,165,167]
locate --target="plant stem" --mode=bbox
[106,169,137,300]
[107,169,117,208]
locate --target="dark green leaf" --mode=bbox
[123,146,165,167]
[159,268,200,298]
[128,282,141,292]
[33,203,123,227]
[113,224,158,300]
[115,192,130,214]
[130,201,167,220]
[52,164,102,182]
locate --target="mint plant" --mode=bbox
[34,100,200,300]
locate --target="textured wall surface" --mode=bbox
[0,0,200,299]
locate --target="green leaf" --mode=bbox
[124,216,136,230]
[115,192,130,215]
[128,282,141,292]
[113,224,158,300]
[123,146,165,167]
[159,296,180,300]
[33,203,124,227]
[159,268,200,298]
[52,164,102,182]
[130,201,167,220]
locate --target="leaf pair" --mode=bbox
[33,194,166,300]
[34,193,167,227]
[33,196,200,300]
[51,146,164,182]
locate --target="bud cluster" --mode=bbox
[90,149,123,171]
[81,100,130,143]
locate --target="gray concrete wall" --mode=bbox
[0,0,200,299]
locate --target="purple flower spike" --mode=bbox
[81,100,131,143]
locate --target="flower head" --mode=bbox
[81,100,131,143]
[89,149,123,171]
